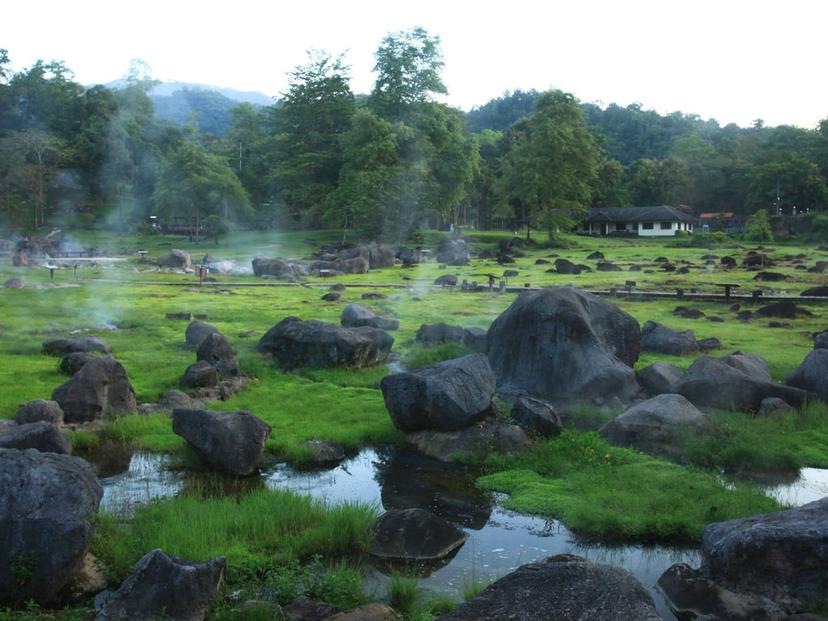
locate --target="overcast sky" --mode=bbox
[3,0,826,128]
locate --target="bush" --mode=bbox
[745,210,774,242]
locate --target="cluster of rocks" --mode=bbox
[179,321,242,400]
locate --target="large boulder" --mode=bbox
[0,448,103,605]
[196,332,239,377]
[678,353,809,412]
[172,409,271,476]
[438,554,661,621]
[158,249,191,269]
[380,354,496,432]
[180,361,219,389]
[801,286,828,297]
[341,256,370,274]
[406,419,530,463]
[636,363,684,396]
[435,238,470,266]
[510,397,562,437]
[185,321,220,348]
[251,256,305,280]
[415,322,465,346]
[365,244,396,269]
[756,301,813,319]
[94,549,225,621]
[640,321,699,356]
[42,336,111,357]
[16,399,64,425]
[487,287,640,407]
[52,356,138,423]
[59,351,98,375]
[553,258,581,274]
[258,317,393,369]
[599,394,708,460]
[341,304,399,331]
[785,349,828,403]
[370,508,467,562]
[0,421,71,454]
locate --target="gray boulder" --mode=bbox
[553,258,581,274]
[158,249,191,269]
[42,336,111,357]
[439,554,661,621]
[0,421,71,454]
[341,304,399,331]
[341,256,369,274]
[757,397,795,417]
[636,363,684,396]
[370,508,467,561]
[185,321,220,348]
[406,419,530,463]
[697,337,723,352]
[599,394,708,460]
[172,409,271,476]
[52,356,138,423]
[251,256,306,280]
[196,332,239,377]
[814,331,828,350]
[94,549,225,621]
[785,349,828,403]
[59,351,98,375]
[180,361,219,389]
[258,317,393,369]
[510,397,562,437]
[487,287,640,407]
[415,322,466,345]
[16,399,64,425]
[641,320,699,356]
[381,353,496,432]
[0,448,102,605]
[434,274,458,287]
[678,353,808,412]
[435,238,470,265]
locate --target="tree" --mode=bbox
[369,27,446,120]
[497,90,601,238]
[745,209,773,241]
[16,129,64,228]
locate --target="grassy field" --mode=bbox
[2,228,828,618]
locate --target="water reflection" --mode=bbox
[765,468,828,506]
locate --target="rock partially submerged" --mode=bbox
[370,508,467,562]
[406,418,530,463]
[439,554,661,621]
[52,356,138,423]
[0,448,103,605]
[95,549,225,621]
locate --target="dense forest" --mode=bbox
[1,29,827,241]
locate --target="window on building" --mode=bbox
[642,222,654,230]
[660,222,672,230]
[615,222,626,231]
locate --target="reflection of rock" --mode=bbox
[370,508,467,563]
[82,440,135,478]
[406,418,530,463]
[376,448,492,530]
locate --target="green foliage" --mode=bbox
[261,557,368,608]
[404,342,470,369]
[387,575,422,616]
[745,209,774,242]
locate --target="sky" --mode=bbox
[2,0,826,128]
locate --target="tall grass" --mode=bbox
[387,575,422,616]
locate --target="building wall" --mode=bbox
[582,220,694,236]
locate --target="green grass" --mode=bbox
[478,430,780,541]
[92,487,379,583]
[404,342,471,369]
[387,575,423,616]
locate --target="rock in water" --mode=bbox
[599,394,708,460]
[380,354,496,432]
[258,317,393,369]
[341,304,399,331]
[42,336,111,357]
[185,321,220,348]
[172,409,271,476]
[370,508,467,561]
[0,421,72,454]
[487,287,640,407]
[640,321,699,356]
[196,332,239,377]
[439,554,661,621]
[0,448,102,605]
[785,349,828,403]
[16,399,64,425]
[94,549,225,621]
[52,356,138,423]
[406,420,530,463]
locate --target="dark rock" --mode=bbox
[364,244,395,269]
[814,331,828,350]
[636,363,684,396]
[252,256,305,279]
[381,353,496,432]
[302,440,345,464]
[462,327,487,353]
[370,508,467,561]
[587,251,605,260]
[433,274,458,287]
[697,337,723,351]
[3,278,23,288]
[42,336,111,357]
[0,449,102,605]
[196,332,239,377]
[785,349,828,403]
[157,390,197,411]
[706,315,725,323]
[743,253,773,268]
[641,321,699,356]
[326,604,397,621]
[673,306,705,319]
[172,409,271,476]
[52,356,138,423]
[756,301,813,319]
[654,256,669,263]
[730,303,741,312]
[599,394,708,460]
[597,261,622,271]
[341,256,369,274]
[720,256,737,268]
[321,292,341,302]
[487,287,640,407]
[628,264,642,271]
[808,261,828,273]
[406,419,530,463]
[757,397,795,417]
[496,254,515,264]
[180,361,219,389]
[158,249,191,269]
[767,321,791,329]
[753,271,788,282]
[737,310,753,322]
[415,322,465,345]
[185,321,220,349]
[510,397,561,436]
[258,317,393,369]
[341,304,399,331]
[802,286,828,297]
[678,353,808,411]
[553,258,581,274]
[283,597,342,621]
[436,238,470,266]
[361,292,386,300]
[330,283,346,292]
[502,269,519,278]
[16,399,64,425]
[94,549,225,621]
[439,554,661,621]
[0,421,71,454]
[59,351,98,375]
[534,258,550,265]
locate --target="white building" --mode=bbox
[578,206,696,237]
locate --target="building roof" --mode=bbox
[586,206,697,223]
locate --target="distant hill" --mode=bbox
[104,79,273,106]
